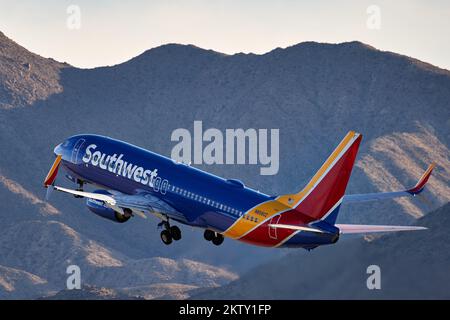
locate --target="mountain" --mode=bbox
[41,285,144,300]
[193,202,450,299]
[0,30,449,299]
[0,265,49,299]
[0,219,237,300]
[0,31,66,109]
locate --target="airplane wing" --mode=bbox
[335,224,427,234]
[343,163,435,203]
[53,186,182,220]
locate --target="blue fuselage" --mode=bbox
[55,134,270,231]
[54,134,338,249]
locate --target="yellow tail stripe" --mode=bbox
[223,131,358,240]
[276,131,357,207]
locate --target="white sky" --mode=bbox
[0,0,449,69]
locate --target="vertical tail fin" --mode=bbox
[277,131,362,224]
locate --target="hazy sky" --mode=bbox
[0,0,449,69]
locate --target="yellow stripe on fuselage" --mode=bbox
[223,199,290,239]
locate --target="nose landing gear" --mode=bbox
[159,221,182,245]
[204,229,224,246]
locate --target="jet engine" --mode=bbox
[86,190,131,223]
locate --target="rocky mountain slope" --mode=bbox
[0,30,449,299]
[0,31,66,109]
[0,219,237,299]
[193,202,450,299]
[41,285,144,300]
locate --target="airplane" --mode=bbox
[43,131,434,249]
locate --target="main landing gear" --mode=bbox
[74,179,84,198]
[204,229,224,246]
[159,221,182,245]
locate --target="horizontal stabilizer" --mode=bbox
[336,224,427,234]
[268,224,325,233]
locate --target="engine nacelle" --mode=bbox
[86,190,131,223]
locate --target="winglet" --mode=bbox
[407,163,435,195]
[44,155,62,187]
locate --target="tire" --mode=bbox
[212,234,224,246]
[204,229,215,241]
[160,230,173,245]
[170,226,182,241]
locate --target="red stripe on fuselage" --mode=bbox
[239,209,309,246]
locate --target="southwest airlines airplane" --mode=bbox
[44,131,433,249]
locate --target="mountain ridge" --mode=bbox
[2,29,448,74]
[0,30,449,299]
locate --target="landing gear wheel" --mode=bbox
[212,234,224,246]
[170,226,182,241]
[160,230,173,245]
[204,229,215,241]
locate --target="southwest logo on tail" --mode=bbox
[44,131,433,249]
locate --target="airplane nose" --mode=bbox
[53,140,72,160]
[53,142,64,156]
[52,136,87,163]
